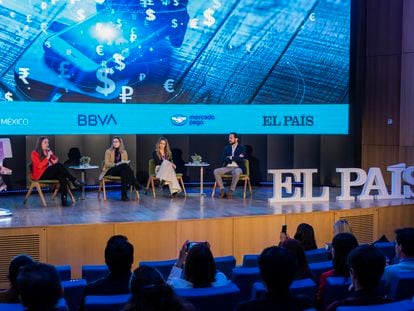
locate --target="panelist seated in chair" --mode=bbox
[100,136,139,201]
[214,132,246,199]
[31,136,81,206]
[152,137,181,197]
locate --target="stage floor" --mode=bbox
[1,187,413,229]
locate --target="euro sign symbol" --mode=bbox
[203,8,216,27]
[18,67,30,84]
[96,45,104,56]
[171,18,178,28]
[113,53,125,71]
[163,79,175,93]
[96,67,116,96]
[146,8,156,21]
[58,61,71,78]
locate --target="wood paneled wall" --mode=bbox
[360,0,414,181]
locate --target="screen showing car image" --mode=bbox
[0,0,350,134]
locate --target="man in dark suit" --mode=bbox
[214,133,246,199]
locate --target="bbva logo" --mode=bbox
[78,114,118,126]
[171,115,187,126]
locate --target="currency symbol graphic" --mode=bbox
[4,92,13,101]
[96,45,104,56]
[173,0,179,6]
[77,9,86,21]
[117,18,122,29]
[41,1,47,10]
[161,0,170,5]
[213,0,221,9]
[40,22,48,34]
[44,41,51,48]
[96,67,116,96]
[26,14,32,23]
[140,0,154,7]
[58,61,71,79]
[309,13,316,22]
[18,68,30,84]
[139,73,146,81]
[113,53,126,71]
[130,28,137,42]
[171,18,178,28]
[163,79,175,93]
[119,86,134,103]
[189,18,199,29]
[146,8,156,21]
[203,8,216,27]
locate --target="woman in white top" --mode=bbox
[167,241,229,289]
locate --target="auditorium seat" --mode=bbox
[309,260,333,281]
[242,254,259,267]
[251,278,317,303]
[305,248,331,263]
[323,276,352,308]
[336,299,414,311]
[84,294,130,311]
[231,267,261,300]
[174,283,241,311]
[62,279,87,311]
[387,271,414,300]
[82,265,109,283]
[374,242,396,262]
[138,259,176,280]
[0,298,67,311]
[55,265,71,281]
[214,255,237,279]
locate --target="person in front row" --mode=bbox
[213,132,246,199]
[153,137,181,197]
[31,136,81,206]
[100,137,139,201]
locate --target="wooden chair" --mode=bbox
[24,164,76,207]
[145,159,187,198]
[97,162,139,201]
[211,159,253,199]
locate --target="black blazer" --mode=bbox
[152,150,172,166]
[220,144,247,174]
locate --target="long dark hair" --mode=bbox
[125,266,185,311]
[282,239,314,281]
[332,232,358,277]
[294,223,318,250]
[184,243,216,288]
[34,136,49,161]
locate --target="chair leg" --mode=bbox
[248,178,253,197]
[179,177,187,196]
[36,183,47,207]
[150,177,156,198]
[24,183,35,204]
[98,180,102,200]
[102,179,107,201]
[145,177,151,194]
[51,184,60,200]
[67,187,76,204]
[243,179,247,199]
[211,181,217,197]
[131,185,139,201]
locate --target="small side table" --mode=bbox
[185,162,210,196]
[69,165,99,200]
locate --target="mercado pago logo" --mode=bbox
[171,114,215,126]
[268,163,414,203]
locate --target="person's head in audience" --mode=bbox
[125,265,187,311]
[17,263,62,311]
[2,255,35,302]
[294,223,317,250]
[331,233,358,277]
[184,243,216,288]
[259,246,297,295]
[333,219,353,236]
[105,235,134,275]
[348,245,386,291]
[395,227,414,259]
[282,239,311,280]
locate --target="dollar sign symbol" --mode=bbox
[113,53,126,71]
[173,0,179,6]
[146,8,156,21]
[58,61,71,78]
[203,8,216,27]
[96,67,116,96]
[171,18,178,28]
[77,9,85,21]
[117,18,122,28]
[5,91,13,101]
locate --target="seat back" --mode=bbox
[0,298,67,311]
[244,159,250,176]
[323,276,352,308]
[374,242,396,262]
[84,294,130,311]
[387,270,414,300]
[305,248,331,263]
[148,158,156,176]
[62,279,87,311]
[242,254,259,267]
[82,265,109,283]
[231,267,261,300]
[174,283,241,311]
[309,260,333,281]
[336,300,414,311]
[215,256,237,279]
[252,278,317,303]
[139,259,176,280]
[56,265,71,281]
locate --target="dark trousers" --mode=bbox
[40,163,76,196]
[106,163,136,194]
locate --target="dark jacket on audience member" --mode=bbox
[84,271,132,296]
[324,289,393,311]
[235,292,312,311]
[220,144,247,174]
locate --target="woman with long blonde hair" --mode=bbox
[152,137,181,197]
